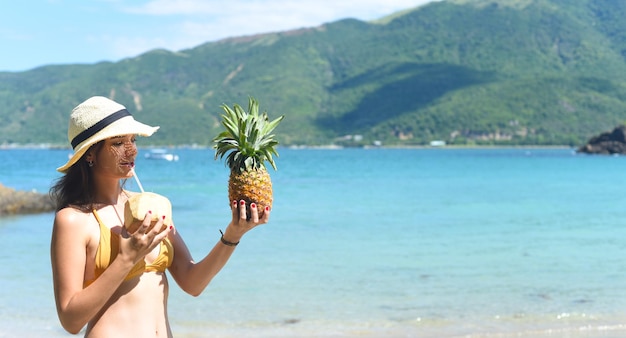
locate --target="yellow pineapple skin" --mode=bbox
[228,168,273,215]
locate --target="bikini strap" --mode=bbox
[92,208,103,224]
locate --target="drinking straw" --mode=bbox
[132,169,145,193]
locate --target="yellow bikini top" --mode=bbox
[84,209,174,287]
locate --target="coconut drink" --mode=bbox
[124,170,172,233]
[124,192,172,233]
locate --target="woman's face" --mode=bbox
[91,135,138,179]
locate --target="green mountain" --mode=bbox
[2,0,626,147]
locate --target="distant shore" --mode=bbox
[1,143,577,150]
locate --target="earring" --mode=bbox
[87,160,94,167]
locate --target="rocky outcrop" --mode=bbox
[0,183,55,215]
[577,125,626,155]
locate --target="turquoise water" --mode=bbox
[2,147,626,337]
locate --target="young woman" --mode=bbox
[49,96,269,337]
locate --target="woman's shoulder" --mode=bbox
[52,206,95,254]
[54,206,93,229]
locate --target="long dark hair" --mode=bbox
[50,142,103,211]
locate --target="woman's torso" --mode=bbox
[82,204,172,338]
[85,272,171,338]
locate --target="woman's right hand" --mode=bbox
[119,211,171,264]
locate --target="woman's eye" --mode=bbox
[109,137,135,146]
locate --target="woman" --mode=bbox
[50,96,269,337]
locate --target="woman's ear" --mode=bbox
[85,150,95,163]
[84,141,104,164]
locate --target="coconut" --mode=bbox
[124,192,172,233]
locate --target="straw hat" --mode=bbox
[57,96,159,173]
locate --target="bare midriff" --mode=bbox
[85,272,171,338]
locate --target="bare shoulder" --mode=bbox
[52,206,95,253]
[54,206,92,231]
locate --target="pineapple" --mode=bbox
[213,97,284,217]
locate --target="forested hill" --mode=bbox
[2,0,626,147]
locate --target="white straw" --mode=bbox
[132,169,145,193]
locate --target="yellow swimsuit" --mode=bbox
[84,209,174,287]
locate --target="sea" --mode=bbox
[2,146,626,338]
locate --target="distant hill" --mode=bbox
[2,0,626,147]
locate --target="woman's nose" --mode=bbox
[125,142,137,155]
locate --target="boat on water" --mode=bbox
[144,149,179,161]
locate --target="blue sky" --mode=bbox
[1,0,438,72]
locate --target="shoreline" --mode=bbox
[0,143,577,150]
[153,311,626,338]
[5,314,626,338]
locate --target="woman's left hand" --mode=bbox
[222,200,270,243]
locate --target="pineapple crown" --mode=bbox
[213,96,284,174]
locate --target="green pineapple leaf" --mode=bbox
[213,96,284,174]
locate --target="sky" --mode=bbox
[1,0,440,72]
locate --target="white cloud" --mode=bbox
[0,0,440,71]
[124,0,432,19]
[113,0,438,57]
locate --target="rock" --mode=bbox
[577,125,626,155]
[0,183,55,216]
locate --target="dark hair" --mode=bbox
[50,142,103,211]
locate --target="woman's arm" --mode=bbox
[50,208,170,334]
[168,200,270,296]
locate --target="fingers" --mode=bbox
[249,203,259,223]
[231,200,270,225]
[120,211,172,264]
[261,205,271,222]
[151,218,172,242]
[135,211,154,234]
[132,211,171,239]
[238,200,247,220]
[231,200,239,219]
[231,200,251,222]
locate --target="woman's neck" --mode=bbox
[92,179,125,205]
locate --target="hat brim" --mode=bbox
[56,116,159,173]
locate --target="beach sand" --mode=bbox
[166,317,626,338]
[3,302,626,337]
